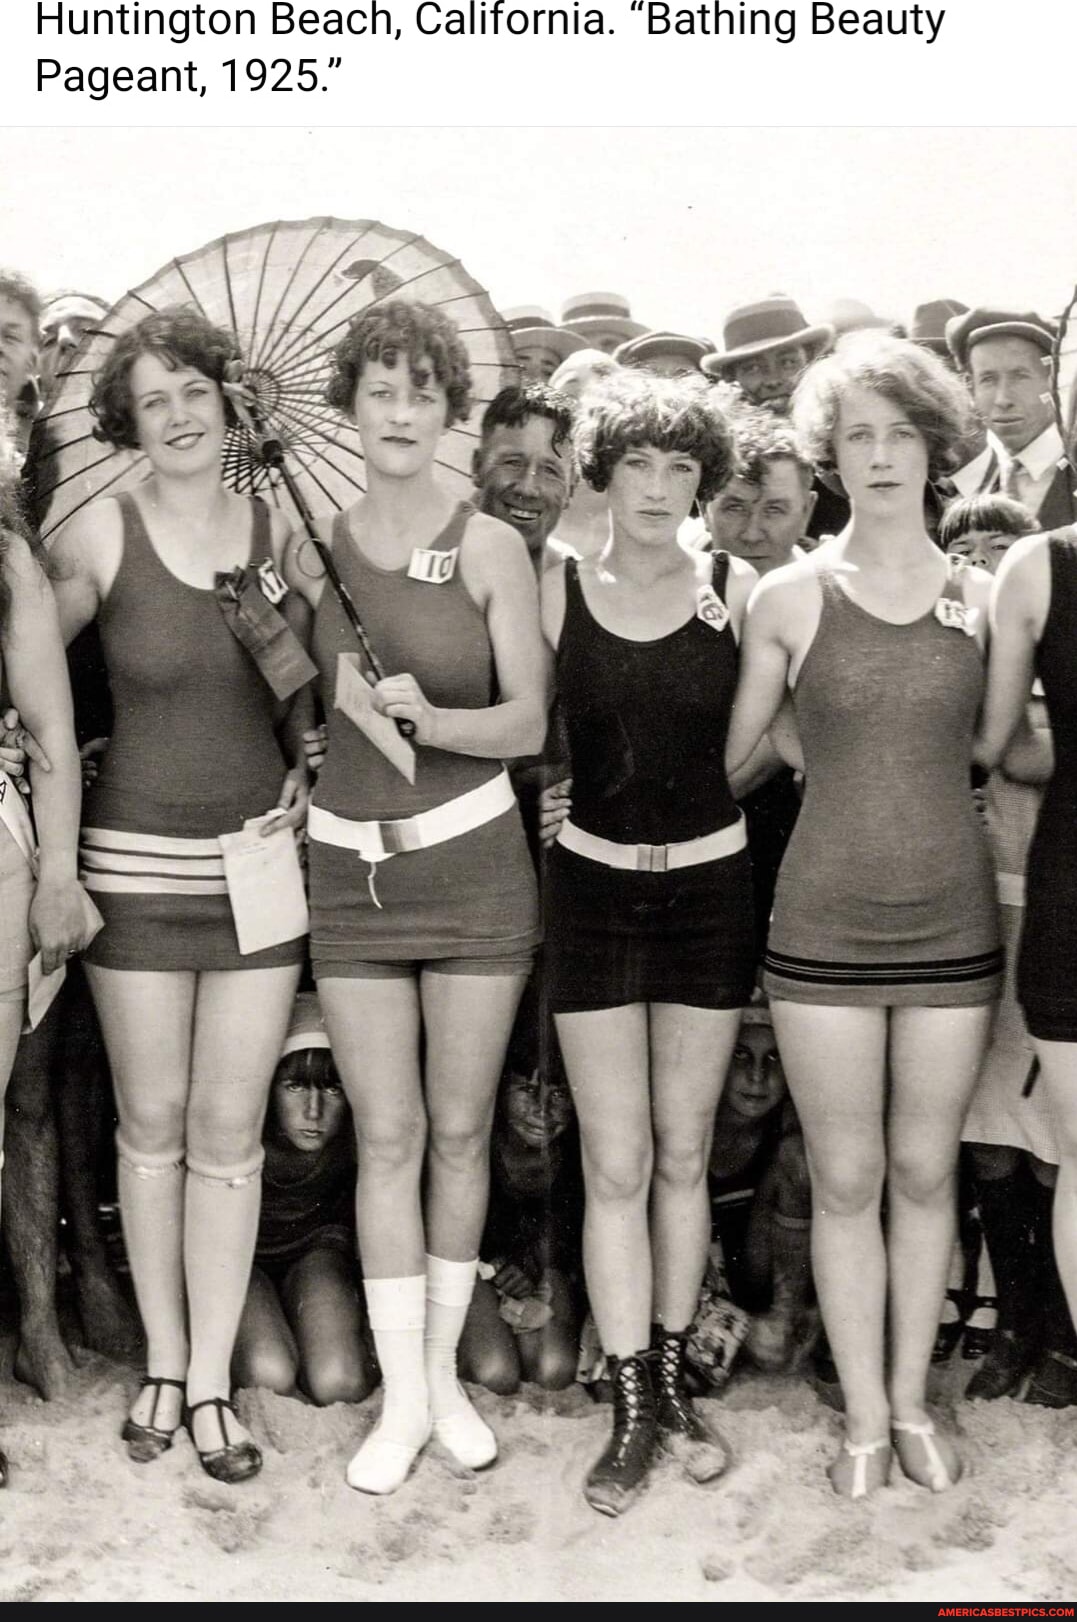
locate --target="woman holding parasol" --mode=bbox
[283,298,545,1495]
[48,306,309,1485]
[0,413,99,1486]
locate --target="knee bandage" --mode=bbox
[185,1148,265,1189]
[115,1136,186,1179]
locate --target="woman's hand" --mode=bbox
[302,723,328,775]
[538,777,572,848]
[30,878,100,975]
[492,1258,537,1300]
[0,706,51,793]
[264,765,310,836]
[79,736,109,789]
[372,673,439,745]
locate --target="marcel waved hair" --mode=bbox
[792,330,972,482]
[325,298,473,429]
[574,369,734,503]
[90,305,241,451]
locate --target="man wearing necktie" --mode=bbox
[946,307,1076,531]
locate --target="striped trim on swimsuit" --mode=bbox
[763,946,1005,989]
[79,827,228,895]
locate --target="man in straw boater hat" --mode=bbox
[612,329,713,379]
[503,307,586,385]
[702,293,845,538]
[946,305,1077,532]
[560,291,646,357]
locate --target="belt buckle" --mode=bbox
[380,818,422,856]
[636,842,668,874]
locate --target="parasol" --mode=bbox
[31,215,520,546]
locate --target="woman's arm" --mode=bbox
[375,515,550,759]
[3,535,96,970]
[975,536,1049,771]
[48,500,119,647]
[725,573,800,779]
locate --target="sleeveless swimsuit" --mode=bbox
[764,556,1002,1006]
[546,553,755,1013]
[1018,530,1077,1040]
[80,494,305,972]
[307,501,539,975]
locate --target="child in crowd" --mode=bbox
[458,994,584,1394]
[704,1002,816,1376]
[231,993,376,1407]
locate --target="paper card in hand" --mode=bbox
[218,820,309,955]
[335,654,416,784]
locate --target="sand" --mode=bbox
[1,1339,1074,1605]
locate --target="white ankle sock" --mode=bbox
[346,1274,430,1496]
[425,1254,497,1470]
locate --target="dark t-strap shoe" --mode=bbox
[122,1376,186,1464]
[184,1397,263,1485]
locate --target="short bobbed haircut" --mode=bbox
[574,371,733,504]
[90,305,241,451]
[792,331,972,483]
[937,492,1038,551]
[324,298,472,428]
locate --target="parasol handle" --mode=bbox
[252,427,416,742]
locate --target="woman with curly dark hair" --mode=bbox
[540,370,757,1516]
[48,305,310,1485]
[284,299,545,1496]
[726,332,1002,1499]
[0,412,100,1486]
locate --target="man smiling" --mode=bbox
[473,382,577,571]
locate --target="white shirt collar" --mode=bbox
[987,421,1063,481]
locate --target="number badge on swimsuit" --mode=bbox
[696,584,730,633]
[407,547,459,585]
[257,558,288,605]
[934,598,979,636]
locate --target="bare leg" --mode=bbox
[232,1267,300,1395]
[887,1005,993,1428]
[516,1269,582,1390]
[318,975,429,1493]
[769,1001,890,1450]
[458,1278,523,1394]
[281,1249,375,1406]
[4,1004,75,1399]
[184,964,299,1454]
[422,969,528,1467]
[650,1004,741,1332]
[86,966,195,1438]
[555,1004,653,1358]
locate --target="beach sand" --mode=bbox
[1,1334,1074,1604]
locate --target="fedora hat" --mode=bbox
[909,298,968,354]
[825,297,894,337]
[946,306,1058,371]
[560,292,647,352]
[701,294,834,378]
[503,306,586,364]
[613,330,714,370]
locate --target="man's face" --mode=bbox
[731,342,810,413]
[0,294,38,406]
[632,352,696,379]
[967,336,1053,455]
[513,342,564,384]
[475,415,573,559]
[706,457,815,573]
[38,294,106,394]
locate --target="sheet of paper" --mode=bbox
[218,820,309,956]
[24,954,66,1033]
[335,653,416,784]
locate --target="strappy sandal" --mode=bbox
[891,1419,962,1493]
[184,1397,262,1485]
[827,1435,891,1500]
[121,1376,186,1464]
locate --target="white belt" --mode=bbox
[0,770,36,869]
[556,812,746,873]
[308,769,516,863]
